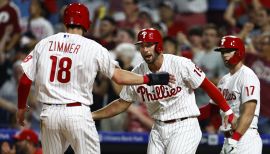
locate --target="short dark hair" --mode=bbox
[163,36,178,51]
[119,28,135,40]
[188,26,202,36]
[163,36,177,46]
[101,16,117,26]
[202,23,220,37]
[66,24,86,32]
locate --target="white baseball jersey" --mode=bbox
[21,32,116,105]
[210,65,260,131]
[21,32,117,154]
[120,54,205,154]
[120,54,206,121]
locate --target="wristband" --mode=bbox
[143,75,150,84]
[232,131,242,141]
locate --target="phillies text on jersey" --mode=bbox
[120,54,206,121]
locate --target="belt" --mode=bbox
[223,128,257,138]
[44,102,82,107]
[157,116,196,124]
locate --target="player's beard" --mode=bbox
[143,52,159,64]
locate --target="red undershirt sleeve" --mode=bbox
[199,77,231,113]
[18,73,32,109]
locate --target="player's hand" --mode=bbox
[224,138,238,154]
[224,113,238,130]
[146,72,175,86]
[16,108,27,126]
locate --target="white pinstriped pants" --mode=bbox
[221,129,262,154]
[147,117,202,154]
[40,104,100,154]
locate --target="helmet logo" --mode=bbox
[221,38,225,45]
[149,33,154,39]
[231,40,235,46]
[142,31,147,38]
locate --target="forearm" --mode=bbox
[92,99,131,120]
[112,68,144,85]
[235,113,253,135]
[200,78,231,113]
[111,80,123,95]
[0,98,17,113]
[224,2,236,26]
[235,102,256,135]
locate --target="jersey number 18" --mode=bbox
[50,56,72,83]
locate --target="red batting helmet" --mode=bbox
[135,28,163,53]
[64,3,91,31]
[214,35,245,65]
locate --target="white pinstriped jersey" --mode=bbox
[211,65,260,131]
[120,54,206,121]
[21,32,116,105]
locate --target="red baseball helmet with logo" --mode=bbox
[135,28,163,53]
[214,35,245,65]
[63,3,91,31]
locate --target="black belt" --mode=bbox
[44,102,82,107]
[158,116,196,124]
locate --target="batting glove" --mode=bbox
[144,72,169,85]
[224,138,238,154]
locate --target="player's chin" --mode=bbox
[224,61,233,68]
[144,56,153,63]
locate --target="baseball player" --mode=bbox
[92,28,237,154]
[16,3,173,154]
[200,36,262,154]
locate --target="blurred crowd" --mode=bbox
[1,0,270,151]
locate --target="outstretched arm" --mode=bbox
[112,68,175,86]
[224,0,238,27]
[92,98,132,120]
[200,78,231,113]
[199,77,236,126]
